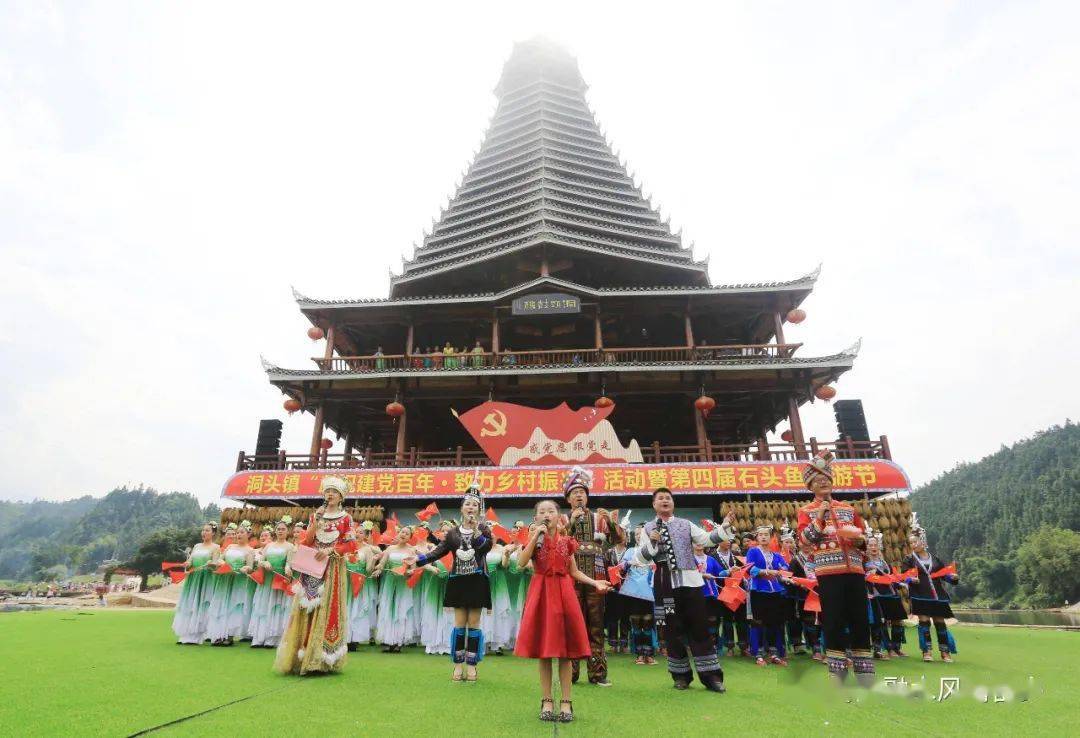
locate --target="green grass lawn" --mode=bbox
[0,610,1075,737]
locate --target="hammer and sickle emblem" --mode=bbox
[480,410,508,437]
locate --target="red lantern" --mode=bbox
[319,438,333,450]
[385,401,405,419]
[694,395,716,418]
[283,398,301,415]
[786,308,806,324]
[595,396,614,409]
[781,429,794,442]
[307,326,325,341]
[814,385,837,401]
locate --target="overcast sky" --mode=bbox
[3,1,1077,505]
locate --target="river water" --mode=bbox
[952,609,1080,627]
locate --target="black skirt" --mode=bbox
[624,595,653,616]
[443,572,491,609]
[909,596,953,619]
[875,594,908,621]
[749,591,788,626]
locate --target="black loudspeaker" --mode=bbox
[833,400,870,442]
[255,419,283,457]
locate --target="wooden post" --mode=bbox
[343,429,354,463]
[787,395,807,460]
[652,440,661,463]
[844,435,856,459]
[363,446,372,469]
[757,436,770,461]
[684,309,694,349]
[235,450,246,472]
[405,322,414,357]
[491,311,500,355]
[540,251,549,277]
[809,436,819,456]
[309,404,325,464]
[394,410,408,465]
[694,405,707,460]
[772,311,786,354]
[594,308,603,350]
[323,323,336,368]
[879,434,892,461]
[277,450,287,470]
[455,445,463,465]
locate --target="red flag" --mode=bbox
[168,570,187,584]
[896,567,918,583]
[718,585,747,612]
[409,528,428,546]
[213,562,232,575]
[700,519,715,532]
[606,565,623,586]
[491,524,511,544]
[439,552,454,571]
[769,534,780,553]
[866,574,896,586]
[931,563,958,579]
[248,568,266,586]
[392,564,408,576]
[514,527,531,547]
[485,507,499,523]
[272,573,293,592]
[383,517,399,541]
[416,503,440,522]
[350,572,366,598]
[405,568,425,589]
[161,561,185,571]
[788,576,817,591]
[804,589,822,613]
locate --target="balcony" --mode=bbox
[312,343,804,374]
[235,436,893,472]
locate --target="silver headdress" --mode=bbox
[780,520,795,543]
[562,465,593,499]
[463,469,485,515]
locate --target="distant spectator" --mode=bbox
[374,345,386,371]
[501,348,517,365]
[423,346,434,368]
[471,340,485,367]
[443,341,457,369]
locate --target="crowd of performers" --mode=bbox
[170,452,959,721]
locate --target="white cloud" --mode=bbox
[1,1,1077,504]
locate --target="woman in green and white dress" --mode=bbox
[504,528,533,649]
[346,523,379,649]
[373,526,418,652]
[249,518,295,648]
[172,523,220,644]
[416,536,450,655]
[481,540,514,653]
[207,522,256,646]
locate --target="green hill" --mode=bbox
[910,421,1080,607]
[0,486,219,583]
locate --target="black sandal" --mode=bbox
[539,698,555,721]
[559,700,574,723]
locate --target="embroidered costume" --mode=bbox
[864,533,907,657]
[902,526,958,659]
[637,502,734,691]
[171,541,217,644]
[274,477,356,675]
[562,466,618,684]
[620,545,658,659]
[746,539,791,662]
[713,546,749,655]
[797,452,874,683]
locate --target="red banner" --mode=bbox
[222,460,909,500]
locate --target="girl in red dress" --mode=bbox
[514,499,610,723]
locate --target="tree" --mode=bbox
[1014,525,1080,608]
[122,526,200,591]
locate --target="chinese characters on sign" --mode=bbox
[223,460,908,499]
[511,292,581,316]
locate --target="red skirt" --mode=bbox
[513,572,591,659]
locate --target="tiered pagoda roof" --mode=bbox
[390,38,709,298]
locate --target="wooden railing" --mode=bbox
[236,435,891,472]
[312,343,803,373]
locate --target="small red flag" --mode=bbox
[248,568,266,585]
[405,568,425,588]
[804,589,822,613]
[161,561,185,571]
[392,564,408,576]
[485,507,499,523]
[416,503,440,522]
[931,563,958,579]
[409,528,428,546]
[439,553,454,571]
[700,519,715,532]
[272,573,293,592]
[769,534,780,553]
[606,565,623,586]
[491,524,511,544]
[514,528,531,547]
[168,570,187,584]
[350,572,366,598]
[718,585,747,611]
[213,562,232,575]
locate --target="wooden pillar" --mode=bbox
[594,308,603,350]
[235,450,246,472]
[405,322,414,357]
[394,410,408,465]
[343,429,354,463]
[323,323,336,368]
[694,405,707,460]
[684,309,695,348]
[540,251,549,277]
[756,435,770,462]
[809,436,819,456]
[772,311,786,348]
[788,395,807,459]
[879,434,892,461]
[491,311,500,354]
[308,404,325,464]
